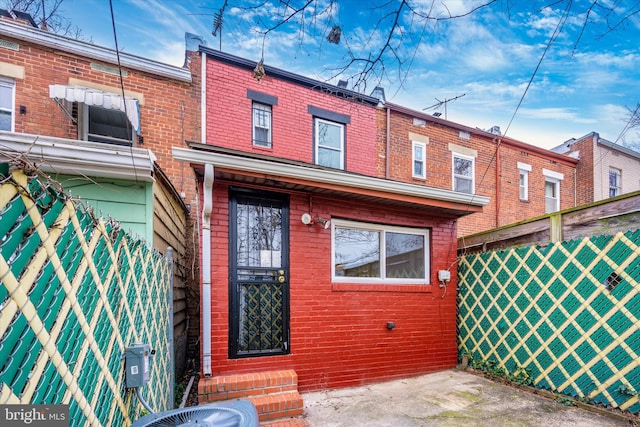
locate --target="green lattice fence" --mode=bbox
[0,169,173,426]
[458,230,640,413]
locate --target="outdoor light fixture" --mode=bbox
[315,217,331,229]
[300,213,330,229]
[301,213,312,225]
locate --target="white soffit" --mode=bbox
[172,147,489,207]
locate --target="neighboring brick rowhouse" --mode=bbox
[205,182,460,392]
[378,106,578,237]
[3,31,200,210]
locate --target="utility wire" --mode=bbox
[109,0,139,181]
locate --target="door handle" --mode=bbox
[278,275,285,283]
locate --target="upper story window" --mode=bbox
[79,104,134,146]
[332,219,430,284]
[315,118,344,169]
[0,78,15,131]
[453,153,474,193]
[308,106,350,170]
[247,90,278,149]
[252,102,272,147]
[543,169,564,214]
[545,180,559,213]
[517,162,531,201]
[609,168,621,197]
[412,141,426,179]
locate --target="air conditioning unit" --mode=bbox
[132,400,259,427]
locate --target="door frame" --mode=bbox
[228,187,290,359]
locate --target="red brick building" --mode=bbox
[174,49,489,398]
[378,103,578,236]
[0,15,201,376]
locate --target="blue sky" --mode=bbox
[60,0,640,150]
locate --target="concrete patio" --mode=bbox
[301,370,633,426]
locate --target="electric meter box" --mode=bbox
[125,343,151,388]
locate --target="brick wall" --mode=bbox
[204,57,378,176]
[2,33,200,210]
[380,108,577,236]
[206,182,460,392]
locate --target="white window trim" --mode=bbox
[518,162,531,201]
[412,141,426,179]
[0,77,15,132]
[252,102,272,147]
[545,178,560,213]
[331,219,430,285]
[452,152,475,194]
[314,118,345,169]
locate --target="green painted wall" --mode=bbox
[56,175,153,244]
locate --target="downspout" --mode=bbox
[200,51,212,376]
[495,138,501,228]
[201,52,207,145]
[202,163,214,376]
[386,106,390,179]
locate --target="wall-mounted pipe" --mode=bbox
[201,163,214,376]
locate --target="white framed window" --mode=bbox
[543,169,563,213]
[79,104,134,145]
[332,219,430,284]
[517,162,531,201]
[412,141,426,179]
[452,153,474,193]
[315,118,344,169]
[0,78,15,132]
[609,168,621,197]
[252,102,272,147]
[545,180,559,213]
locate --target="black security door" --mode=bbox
[229,189,289,358]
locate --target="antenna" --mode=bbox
[212,11,223,50]
[423,93,466,120]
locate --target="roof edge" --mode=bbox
[200,47,380,107]
[386,102,579,166]
[173,145,490,208]
[0,19,192,82]
[0,131,155,182]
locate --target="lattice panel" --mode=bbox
[0,170,172,426]
[239,283,283,352]
[458,230,640,413]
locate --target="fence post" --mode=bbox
[166,247,175,409]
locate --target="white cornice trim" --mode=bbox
[172,147,489,207]
[0,131,155,182]
[0,20,191,82]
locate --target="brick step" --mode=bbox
[198,370,298,402]
[248,391,304,422]
[197,370,304,424]
[260,417,310,427]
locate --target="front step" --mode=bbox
[198,370,305,424]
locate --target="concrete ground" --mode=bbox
[301,370,633,427]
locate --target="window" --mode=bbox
[517,162,531,201]
[332,219,430,284]
[412,141,426,179]
[543,169,563,213]
[79,104,134,145]
[0,78,15,131]
[252,102,272,147]
[453,153,474,193]
[545,180,559,213]
[315,118,344,169]
[609,168,621,197]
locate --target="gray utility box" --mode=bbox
[125,343,152,388]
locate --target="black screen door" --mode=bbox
[229,190,289,358]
